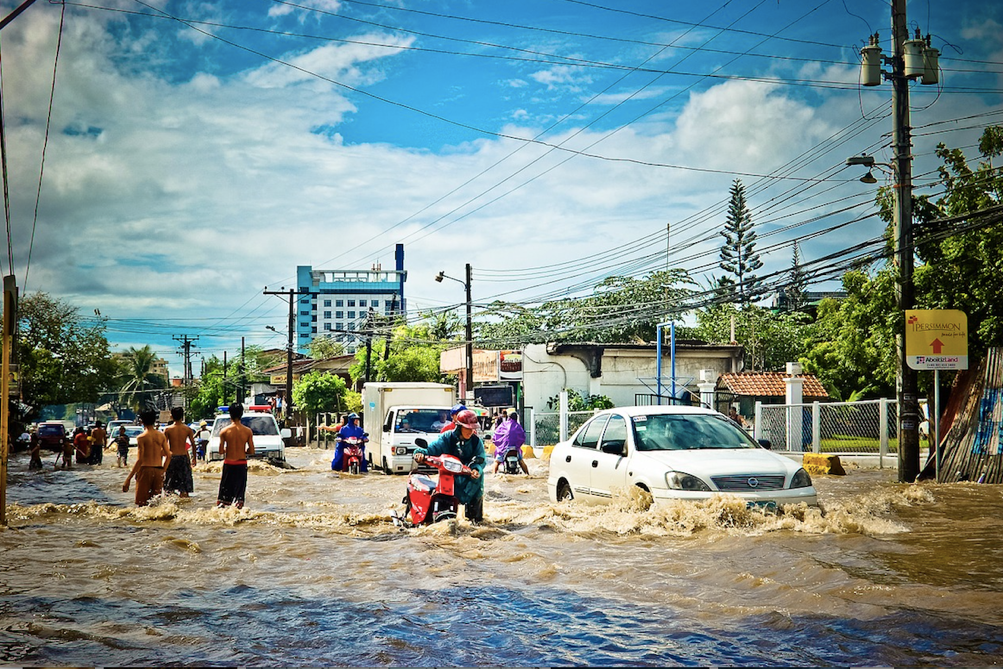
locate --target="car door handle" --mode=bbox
[592,460,599,468]
[565,455,572,463]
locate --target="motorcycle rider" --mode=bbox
[331,413,368,472]
[413,409,485,523]
[491,408,529,475]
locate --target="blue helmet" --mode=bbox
[347,413,359,421]
[450,403,467,416]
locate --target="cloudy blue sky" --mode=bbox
[3,0,1001,376]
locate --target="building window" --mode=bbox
[311,315,317,322]
[336,300,343,307]
[324,323,331,331]
[300,310,310,316]
[359,300,367,307]
[371,300,379,308]
[324,300,331,307]
[311,326,317,333]
[348,300,356,307]
[300,322,310,329]
[336,322,343,331]
[348,323,356,331]
[348,311,356,319]
[323,311,331,319]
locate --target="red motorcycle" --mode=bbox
[391,453,472,527]
[333,435,367,475]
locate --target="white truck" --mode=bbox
[362,382,457,474]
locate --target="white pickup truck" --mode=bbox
[207,405,291,463]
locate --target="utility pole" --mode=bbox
[465,263,473,402]
[223,351,228,405]
[264,288,296,421]
[238,336,246,405]
[853,0,936,481]
[891,0,920,483]
[1,276,17,526]
[173,335,199,386]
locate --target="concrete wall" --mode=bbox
[521,343,744,412]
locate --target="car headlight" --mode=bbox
[665,471,711,491]
[394,446,408,455]
[790,468,813,489]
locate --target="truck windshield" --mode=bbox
[212,416,279,436]
[394,409,449,433]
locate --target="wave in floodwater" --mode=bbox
[4,479,933,539]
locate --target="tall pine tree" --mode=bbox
[718,179,763,306]
[785,241,808,312]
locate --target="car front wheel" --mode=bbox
[557,480,573,502]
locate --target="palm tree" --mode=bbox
[116,345,167,411]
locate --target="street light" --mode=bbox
[435,265,473,402]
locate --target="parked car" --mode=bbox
[547,405,818,508]
[36,421,68,451]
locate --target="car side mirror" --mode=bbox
[280,428,292,439]
[757,439,771,450]
[601,442,625,455]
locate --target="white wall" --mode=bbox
[522,344,743,411]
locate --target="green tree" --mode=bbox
[17,292,119,416]
[185,368,228,420]
[800,269,898,399]
[784,241,809,312]
[478,269,694,346]
[691,303,815,372]
[908,126,1003,350]
[718,179,763,306]
[306,335,345,360]
[115,344,168,411]
[293,371,347,415]
[351,321,449,385]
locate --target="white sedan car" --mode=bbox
[547,405,817,508]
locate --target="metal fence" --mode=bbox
[756,399,899,461]
[528,410,595,447]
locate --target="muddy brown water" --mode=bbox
[1,446,1001,666]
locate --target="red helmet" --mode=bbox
[455,409,479,431]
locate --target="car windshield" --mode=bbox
[632,413,759,451]
[39,425,63,436]
[394,409,448,433]
[212,416,279,436]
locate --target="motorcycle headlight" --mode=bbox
[790,468,813,489]
[443,459,464,473]
[665,471,711,491]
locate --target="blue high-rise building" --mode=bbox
[296,244,406,353]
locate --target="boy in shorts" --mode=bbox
[123,411,172,506]
[164,407,197,497]
[115,426,130,467]
[216,404,255,509]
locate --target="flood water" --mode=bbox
[1,445,1002,667]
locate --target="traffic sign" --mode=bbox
[905,309,968,370]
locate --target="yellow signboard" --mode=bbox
[905,309,968,370]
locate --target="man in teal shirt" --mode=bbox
[414,409,485,523]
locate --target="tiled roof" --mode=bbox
[718,372,829,398]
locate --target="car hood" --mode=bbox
[632,448,799,477]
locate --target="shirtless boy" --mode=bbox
[216,404,255,509]
[164,406,197,498]
[123,410,172,506]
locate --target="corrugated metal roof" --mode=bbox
[718,372,829,398]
